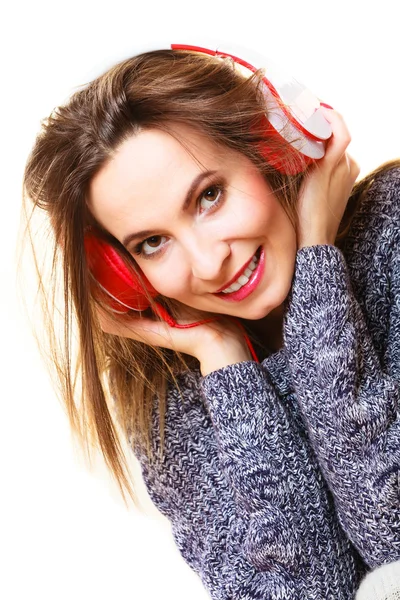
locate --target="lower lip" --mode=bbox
[214,247,265,302]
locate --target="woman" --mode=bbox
[22,48,400,599]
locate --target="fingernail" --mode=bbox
[320,102,334,110]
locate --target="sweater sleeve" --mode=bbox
[130,363,362,599]
[283,242,400,568]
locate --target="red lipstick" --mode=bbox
[214,247,265,302]
[214,252,257,294]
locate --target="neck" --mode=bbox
[241,303,285,356]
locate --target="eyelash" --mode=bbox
[132,183,226,259]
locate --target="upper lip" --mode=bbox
[214,251,258,294]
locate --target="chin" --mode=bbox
[236,304,275,321]
[237,287,291,321]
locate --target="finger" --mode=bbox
[335,152,360,187]
[96,307,176,348]
[319,106,352,165]
[347,153,361,181]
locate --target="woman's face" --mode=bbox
[88,124,297,321]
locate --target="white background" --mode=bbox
[2,1,399,598]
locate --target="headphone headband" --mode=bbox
[171,43,332,152]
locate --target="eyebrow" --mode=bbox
[122,170,217,248]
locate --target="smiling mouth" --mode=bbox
[220,251,260,294]
[213,246,263,302]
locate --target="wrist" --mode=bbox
[298,237,332,249]
[199,339,252,377]
[297,229,335,249]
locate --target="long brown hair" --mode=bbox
[20,49,400,504]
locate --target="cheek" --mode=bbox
[223,198,272,237]
[234,181,280,231]
[143,261,190,300]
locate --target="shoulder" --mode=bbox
[349,165,400,237]
[340,166,400,360]
[366,164,400,197]
[364,165,400,219]
[342,165,400,264]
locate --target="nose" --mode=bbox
[184,233,231,282]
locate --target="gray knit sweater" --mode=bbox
[131,168,400,599]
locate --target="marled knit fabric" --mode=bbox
[130,168,400,599]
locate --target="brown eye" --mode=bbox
[147,236,162,247]
[204,186,219,201]
[199,185,223,211]
[141,235,167,256]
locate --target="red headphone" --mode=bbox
[169,44,331,175]
[84,43,332,359]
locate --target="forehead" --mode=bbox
[88,124,233,225]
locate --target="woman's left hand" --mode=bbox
[297,106,360,249]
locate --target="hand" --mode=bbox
[297,107,360,249]
[96,303,253,376]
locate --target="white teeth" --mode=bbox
[230,282,242,292]
[220,251,259,294]
[238,274,250,285]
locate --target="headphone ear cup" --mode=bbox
[256,118,314,175]
[258,140,313,175]
[84,233,158,312]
